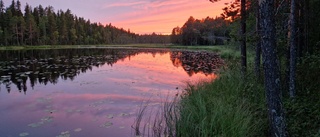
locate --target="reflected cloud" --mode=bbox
[0,48,223,137]
[0,48,222,93]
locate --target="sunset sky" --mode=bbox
[4,0,226,34]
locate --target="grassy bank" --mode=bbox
[132,45,267,137]
[173,67,267,137]
[171,46,265,136]
[133,45,320,137]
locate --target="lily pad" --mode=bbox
[74,128,82,132]
[100,121,113,128]
[106,114,114,119]
[66,109,74,113]
[118,113,129,117]
[1,75,10,79]
[41,116,54,123]
[56,131,70,137]
[75,109,82,113]
[28,122,43,128]
[19,132,29,137]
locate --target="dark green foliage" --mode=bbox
[285,96,320,137]
[285,54,320,136]
[171,16,231,46]
[296,54,320,93]
[0,0,170,46]
[308,0,320,52]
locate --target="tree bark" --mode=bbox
[304,0,309,54]
[289,0,297,98]
[259,0,287,136]
[255,2,261,78]
[241,0,247,75]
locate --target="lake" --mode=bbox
[0,48,223,137]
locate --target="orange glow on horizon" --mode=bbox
[105,0,227,34]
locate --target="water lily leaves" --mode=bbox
[27,116,54,128]
[41,116,54,122]
[100,121,113,128]
[25,71,32,75]
[66,109,74,113]
[28,122,43,128]
[75,109,83,113]
[56,131,70,137]
[44,109,57,113]
[19,132,29,137]
[74,128,82,132]
[118,113,129,117]
[36,97,52,103]
[1,75,9,78]
[106,114,114,119]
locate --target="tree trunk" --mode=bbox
[304,0,309,54]
[298,0,304,59]
[289,0,297,98]
[255,2,261,78]
[259,0,287,136]
[241,0,247,75]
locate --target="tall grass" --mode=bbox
[175,67,267,137]
[133,65,268,137]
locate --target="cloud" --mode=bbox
[106,0,225,34]
[94,0,226,34]
[104,1,148,8]
[138,0,188,9]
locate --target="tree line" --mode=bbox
[0,0,170,46]
[171,16,231,45]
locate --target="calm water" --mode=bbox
[0,48,222,137]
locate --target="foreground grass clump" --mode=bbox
[133,66,268,137]
[174,68,267,137]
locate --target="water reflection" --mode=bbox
[170,50,224,76]
[0,48,222,137]
[0,48,222,93]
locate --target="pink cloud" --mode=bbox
[104,0,226,34]
[104,1,148,8]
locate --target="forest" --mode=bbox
[170,16,231,45]
[170,0,320,136]
[0,0,170,46]
[173,0,320,49]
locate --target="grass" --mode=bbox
[174,68,267,137]
[133,65,268,137]
[132,45,268,137]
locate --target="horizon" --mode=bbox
[2,0,226,35]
